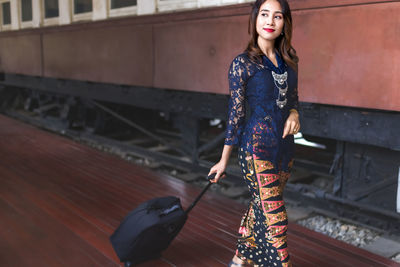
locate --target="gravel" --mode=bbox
[392,253,400,263]
[297,215,381,247]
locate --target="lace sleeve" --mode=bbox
[224,55,248,146]
[288,70,299,112]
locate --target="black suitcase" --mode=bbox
[109,173,222,266]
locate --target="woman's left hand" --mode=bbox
[282,110,300,138]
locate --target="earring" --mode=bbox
[281,32,284,35]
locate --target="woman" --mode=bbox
[208,0,300,266]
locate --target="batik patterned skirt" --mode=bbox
[235,147,293,267]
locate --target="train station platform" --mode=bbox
[0,114,398,267]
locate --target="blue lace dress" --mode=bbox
[224,51,298,267]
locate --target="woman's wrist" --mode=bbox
[218,158,228,168]
[289,109,299,118]
[220,145,233,164]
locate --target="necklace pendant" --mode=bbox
[272,71,288,109]
[272,71,288,85]
[276,98,287,109]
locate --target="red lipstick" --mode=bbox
[264,28,275,33]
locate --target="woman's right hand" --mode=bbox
[208,161,227,183]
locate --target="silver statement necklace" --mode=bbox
[272,71,288,109]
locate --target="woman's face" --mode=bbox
[256,0,284,43]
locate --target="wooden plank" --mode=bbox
[0,198,65,267]
[0,167,118,267]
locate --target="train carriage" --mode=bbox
[0,0,399,228]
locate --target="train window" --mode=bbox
[44,0,59,18]
[111,0,137,9]
[21,0,33,22]
[74,0,92,14]
[108,0,137,18]
[1,2,11,25]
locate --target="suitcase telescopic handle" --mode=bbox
[185,172,226,215]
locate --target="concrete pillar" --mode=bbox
[93,0,107,20]
[138,0,156,15]
[397,167,400,213]
[10,0,20,30]
[59,0,71,25]
[32,0,42,27]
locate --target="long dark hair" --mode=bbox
[246,0,299,72]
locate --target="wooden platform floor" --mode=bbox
[0,114,398,267]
